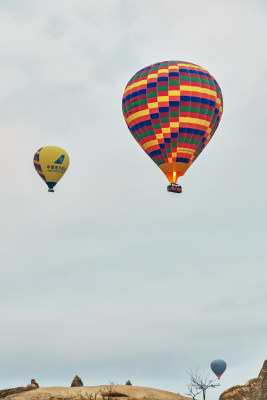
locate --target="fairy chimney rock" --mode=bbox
[219,360,267,400]
[70,375,83,387]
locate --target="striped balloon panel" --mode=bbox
[122,61,223,182]
[33,147,47,183]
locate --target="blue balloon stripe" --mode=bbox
[131,119,152,133]
[180,96,216,107]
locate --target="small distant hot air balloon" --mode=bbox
[210,359,227,379]
[122,61,223,193]
[33,146,70,192]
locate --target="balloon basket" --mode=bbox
[48,189,55,193]
[167,183,182,193]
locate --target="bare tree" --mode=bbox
[185,369,220,400]
[71,384,124,400]
[99,384,127,399]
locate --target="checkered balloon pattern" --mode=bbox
[122,61,223,183]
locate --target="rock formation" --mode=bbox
[27,379,39,388]
[0,386,37,399]
[220,360,267,400]
[0,384,190,400]
[31,379,39,388]
[71,375,84,387]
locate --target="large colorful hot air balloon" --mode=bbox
[122,61,223,193]
[33,146,70,192]
[210,359,227,379]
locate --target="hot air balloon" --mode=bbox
[122,61,223,193]
[210,359,227,379]
[33,146,70,192]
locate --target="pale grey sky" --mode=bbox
[0,1,266,399]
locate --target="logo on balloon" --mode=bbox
[54,155,65,164]
[47,165,67,173]
[46,155,66,173]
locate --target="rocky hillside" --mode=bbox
[0,385,190,400]
[220,360,267,400]
[0,387,36,399]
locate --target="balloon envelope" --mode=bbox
[122,61,223,184]
[210,359,227,378]
[33,146,70,191]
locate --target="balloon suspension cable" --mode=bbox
[167,183,182,194]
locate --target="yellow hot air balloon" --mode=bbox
[33,146,70,192]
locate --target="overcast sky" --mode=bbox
[0,1,266,399]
